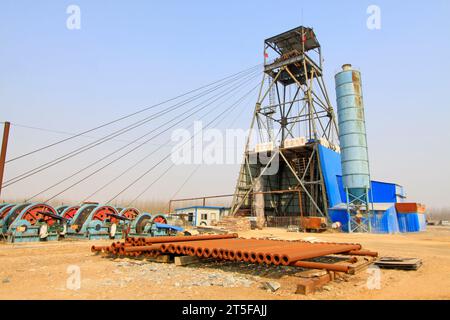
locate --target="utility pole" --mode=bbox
[0,121,11,198]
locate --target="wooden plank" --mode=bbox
[148,255,172,263]
[175,255,200,266]
[334,256,376,274]
[295,273,333,295]
[295,269,328,278]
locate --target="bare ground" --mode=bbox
[0,226,449,300]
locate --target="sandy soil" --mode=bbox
[0,226,449,300]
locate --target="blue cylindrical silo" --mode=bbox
[335,64,370,203]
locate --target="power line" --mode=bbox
[5,63,262,164]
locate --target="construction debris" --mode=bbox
[262,281,281,292]
[375,257,422,270]
[211,216,251,232]
[295,272,334,295]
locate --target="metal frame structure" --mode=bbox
[230,26,339,224]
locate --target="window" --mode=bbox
[188,212,194,222]
[201,213,208,220]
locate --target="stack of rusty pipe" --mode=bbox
[91,233,378,273]
[91,234,239,257]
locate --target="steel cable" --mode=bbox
[5,64,262,164]
[3,67,261,188]
[118,82,260,205]
[43,72,261,202]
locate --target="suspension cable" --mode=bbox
[166,87,258,203]
[119,82,260,205]
[81,74,260,203]
[43,73,261,202]
[3,67,261,188]
[6,64,262,164]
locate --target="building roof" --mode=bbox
[330,203,396,211]
[174,206,231,212]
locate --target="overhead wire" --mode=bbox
[81,73,260,203]
[122,82,260,206]
[167,86,258,202]
[43,71,261,202]
[3,66,261,189]
[5,64,262,164]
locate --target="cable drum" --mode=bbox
[135,215,152,234]
[72,205,97,230]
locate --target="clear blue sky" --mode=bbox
[1,0,449,208]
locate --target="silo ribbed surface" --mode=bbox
[335,64,370,201]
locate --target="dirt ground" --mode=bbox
[0,226,449,300]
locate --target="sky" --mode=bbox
[1,0,450,208]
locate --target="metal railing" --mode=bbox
[266,216,301,228]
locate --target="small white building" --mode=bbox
[173,206,230,227]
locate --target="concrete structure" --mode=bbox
[174,206,230,227]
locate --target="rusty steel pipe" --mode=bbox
[235,250,244,261]
[168,244,177,254]
[249,252,257,263]
[263,253,273,265]
[221,249,229,260]
[91,245,108,252]
[195,247,204,257]
[202,248,211,258]
[277,244,362,265]
[211,248,220,258]
[124,244,162,253]
[343,250,378,257]
[138,233,238,245]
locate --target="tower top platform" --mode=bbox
[264,26,320,55]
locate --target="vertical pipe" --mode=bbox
[0,122,11,198]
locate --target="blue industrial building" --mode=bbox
[318,144,425,233]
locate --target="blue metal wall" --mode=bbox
[318,145,343,207]
[318,145,399,205]
[329,205,400,234]
[397,213,427,232]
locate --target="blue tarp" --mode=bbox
[154,223,184,232]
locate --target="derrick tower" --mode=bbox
[231,26,340,225]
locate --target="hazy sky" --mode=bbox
[1,0,449,208]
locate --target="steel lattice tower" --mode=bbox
[231,26,340,226]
